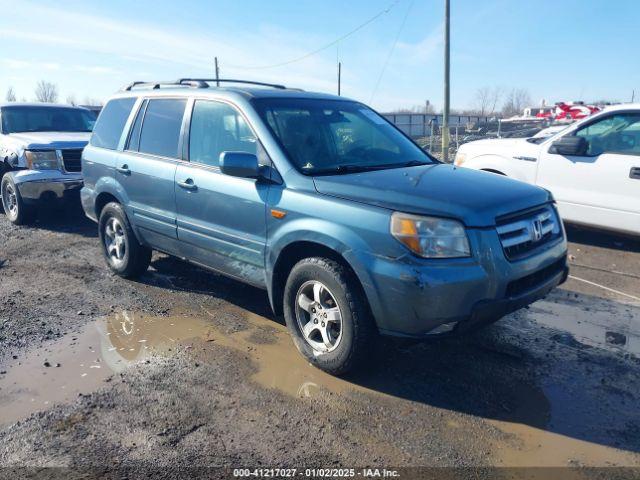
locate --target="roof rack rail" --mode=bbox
[177,78,287,89]
[121,78,287,92]
[120,80,186,91]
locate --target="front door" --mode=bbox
[175,99,269,287]
[536,111,640,234]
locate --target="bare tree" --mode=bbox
[83,96,103,106]
[5,86,16,102]
[474,87,492,116]
[65,94,77,106]
[474,86,503,116]
[488,87,503,116]
[34,80,58,103]
[502,88,532,117]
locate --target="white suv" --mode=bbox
[455,104,640,236]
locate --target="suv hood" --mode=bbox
[7,131,91,150]
[313,164,551,227]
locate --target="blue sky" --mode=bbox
[0,0,638,111]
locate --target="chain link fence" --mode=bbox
[384,113,550,162]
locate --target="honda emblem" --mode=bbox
[530,219,543,242]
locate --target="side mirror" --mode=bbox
[551,136,588,156]
[219,152,259,178]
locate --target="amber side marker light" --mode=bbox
[271,209,287,219]
[392,216,421,253]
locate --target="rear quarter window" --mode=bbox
[90,97,137,150]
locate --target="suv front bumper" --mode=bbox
[10,170,83,203]
[454,259,567,334]
[351,227,568,338]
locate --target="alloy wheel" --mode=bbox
[295,280,343,353]
[103,217,127,267]
[2,182,18,219]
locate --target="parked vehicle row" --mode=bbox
[2,80,587,374]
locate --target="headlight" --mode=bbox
[391,212,471,258]
[25,150,59,170]
[454,152,466,166]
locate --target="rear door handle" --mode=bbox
[116,164,131,175]
[177,179,197,191]
[630,167,640,179]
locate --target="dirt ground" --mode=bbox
[0,204,639,479]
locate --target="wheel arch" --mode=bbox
[95,191,121,219]
[465,153,535,182]
[269,240,370,319]
[92,176,130,220]
[480,168,506,175]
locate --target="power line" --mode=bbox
[369,0,414,103]
[225,0,401,70]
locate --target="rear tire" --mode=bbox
[283,257,375,375]
[1,174,36,225]
[98,202,151,278]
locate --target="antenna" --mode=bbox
[214,57,220,87]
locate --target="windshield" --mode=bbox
[527,125,572,144]
[1,106,97,134]
[252,98,433,175]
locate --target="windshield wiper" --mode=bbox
[399,160,429,167]
[335,164,382,173]
[312,160,429,175]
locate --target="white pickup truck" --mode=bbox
[454,104,640,236]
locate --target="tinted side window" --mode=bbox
[139,99,187,158]
[189,101,256,167]
[90,97,136,150]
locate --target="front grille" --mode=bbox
[505,257,566,298]
[61,149,83,172]
[496,205,561,261]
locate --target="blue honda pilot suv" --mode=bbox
[81,79,568,374]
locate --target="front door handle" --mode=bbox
[177,179,197,191]
[630,167,640,180]
[116,164,131,175]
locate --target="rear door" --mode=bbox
[536,111,640,234]
[175,99,269,287]
[116,98,188,253]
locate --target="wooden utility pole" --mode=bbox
[214,57,220,87]
[442,0,450,162]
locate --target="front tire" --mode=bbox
[1,174,36,225]
[283,257,375,375]
[98,202,151,278]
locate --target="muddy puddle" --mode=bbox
[491,296,640,466]
[1,294,639,466]
[0,311,211,426]
[526,297,640,358]
[0,306,349,427]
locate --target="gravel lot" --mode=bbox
[1,204,639,477]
